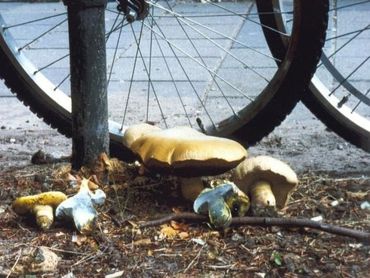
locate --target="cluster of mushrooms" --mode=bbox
[123,123,298,228]
[12,179,106,234]
[12,123,298,232]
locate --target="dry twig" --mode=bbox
[139,212,370,243]
[6,249,22,278]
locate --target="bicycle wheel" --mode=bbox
[258,0,370,152]
[0,0,328,159]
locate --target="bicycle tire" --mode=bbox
[0,1,329,160]
[258,0,370,152]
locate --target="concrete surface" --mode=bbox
[0,1,369,175]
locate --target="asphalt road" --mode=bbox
[0,1,369,175]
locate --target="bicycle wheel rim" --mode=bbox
[0,1,328,159]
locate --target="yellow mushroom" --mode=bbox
[130,126,247,177]
[128,126,249,227]
[12,191,67,230]
[130,126,247,198]
[231,156,298,216]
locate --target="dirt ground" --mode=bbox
[0,97,369,277]
[0,85,370,277]
[0,157,369,277]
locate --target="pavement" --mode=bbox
[0,1,369,175]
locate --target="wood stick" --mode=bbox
[139,212,370,243]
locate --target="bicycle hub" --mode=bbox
[117,0,149,23]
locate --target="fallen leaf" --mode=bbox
[191,238,206,246]
[159,225,178,239]
[88,179,100,191]
[346,191,368,200]
[105,270,124,278]
[133,238,151,246]
[100,153,111,168]
[271,250,283,266]
[72,234,87,246]
[178,232,189,240]
[170,220,189,231]
[127,220,138,228]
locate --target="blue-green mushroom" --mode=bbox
[194,182,250,228]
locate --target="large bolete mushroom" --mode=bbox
[12,191,67,230]
[231,155,298,216]
[130,126,247,176]
[129,126,249,227]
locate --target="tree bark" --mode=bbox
[63,0,109,170]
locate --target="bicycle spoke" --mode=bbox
[149,1,280,62]
[54,74,70,91]
[329,0,370,12]
[329,56,370,98]
[42,12,124,93]
[152,29,193,126]
[34,53,69,74]
[121,22,145,129]
[18,18,68,51]
[163,1,240,117]
[145,19,254,102]
[352,88,370,113]
[146,14,217,128]
[107,18,125,87]
[318,24,370,68]
[145,5,155,123]
[3,12,67,30]
[201,0,289,37]
[326,26,370,42]
[161,2,269,83]
[130,23,168,127]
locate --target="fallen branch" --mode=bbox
[139,212,370,243]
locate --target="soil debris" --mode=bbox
[0,161,369,277]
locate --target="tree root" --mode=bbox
[139,212,370,243]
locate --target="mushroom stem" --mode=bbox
[33,205,54,230]
[208,198,232,228]
[12,191,67,230]
[179,177,204,201]
[71,205,97,234]
[250,181,276,209]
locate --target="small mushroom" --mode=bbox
[194,182,250,228]
[129,126,249,226]
[55,178,106,234]
[12,191,67,230]
[231,156,298,215]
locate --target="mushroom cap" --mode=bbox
[12,191,68,215]
[231,156,298,209]
[131,126,247,177]
[122,123,161,148]
[193,182,250,228]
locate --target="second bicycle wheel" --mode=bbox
[0,0,328,159]
[258,0,370,152]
